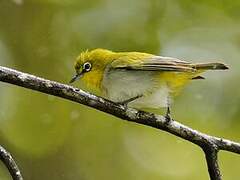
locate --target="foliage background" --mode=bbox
[0,0,240,179]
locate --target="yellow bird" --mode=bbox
[70,48,228,118]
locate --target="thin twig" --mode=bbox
[0,145,23,180]
[0,65,240,180]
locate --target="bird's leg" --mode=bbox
[165,106,172,121]
[117,95,143,107]
[165,96,172,122]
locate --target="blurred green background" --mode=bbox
[0,0,240,179]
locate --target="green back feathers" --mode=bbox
[75,48,228,72]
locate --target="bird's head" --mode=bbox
[70,48,115,89]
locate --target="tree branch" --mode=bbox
[0,65,239,180]
[0,145,23,180]
[203,145,221,180]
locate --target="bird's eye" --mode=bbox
[83,62,92,72]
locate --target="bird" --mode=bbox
[70,48,228,118]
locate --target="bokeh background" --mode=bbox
[0,0,240,179]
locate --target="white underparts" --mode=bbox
[102,69,171,108]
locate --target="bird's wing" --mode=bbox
[111,56,196,72]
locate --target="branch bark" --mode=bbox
[0,145,23,180]
[0,65,240,180]
[203,145,221,180]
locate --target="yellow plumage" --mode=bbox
[71,48,228,110]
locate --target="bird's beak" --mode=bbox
[69,73,82,83]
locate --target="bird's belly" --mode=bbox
[102,70,170,108]
[129,85,170,108]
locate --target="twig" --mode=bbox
[0,145,23,180]
[0,65,240,180]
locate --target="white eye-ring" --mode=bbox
[83,62,92,72]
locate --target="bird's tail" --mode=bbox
[193,62,229,70]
